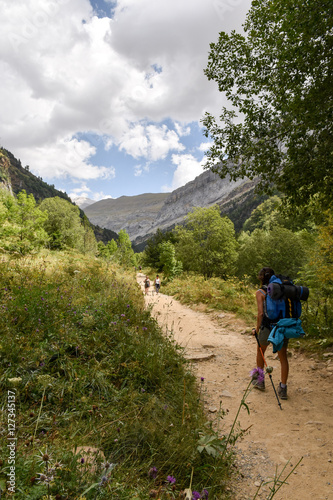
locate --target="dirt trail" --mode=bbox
[138,275,333,500]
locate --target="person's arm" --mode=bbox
[252,289,265,334]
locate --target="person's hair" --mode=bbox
[258,267,275,286]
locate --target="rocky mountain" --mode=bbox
[84,170,262,248]
[84,192,169,241]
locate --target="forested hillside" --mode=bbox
[0,148,118,244]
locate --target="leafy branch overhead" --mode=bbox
[202,0,333,208]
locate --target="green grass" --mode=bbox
[0,252,232,499]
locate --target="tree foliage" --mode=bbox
[175,206,238,278]
[202,0,333,208]
[142,229,177,270]
[158,241,183,279]
[116,229,137,268]
[242,195,316,233]
[306,211,333,291]
[236,226,313,282]
[0,189,49,254]
[40,197,86,251]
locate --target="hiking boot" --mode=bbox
[278,383,288,400]
[252,379,265,391]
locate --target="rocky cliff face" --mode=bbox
[84,170,256,246]
[0,151,14,195]
[152,170,247,231]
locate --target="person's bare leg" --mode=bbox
[278,345,289,385]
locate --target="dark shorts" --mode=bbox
[258,326,289,348]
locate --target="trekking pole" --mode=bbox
[254,332,282,410]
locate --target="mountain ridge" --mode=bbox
[84,169,262,248]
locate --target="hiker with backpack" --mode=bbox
[144,276,150,295]
[251,267,289,399]
[154,275,161,294]
[251,267,308,402]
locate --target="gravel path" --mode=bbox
[138,276,333,500]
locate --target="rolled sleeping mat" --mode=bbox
[267,282,284,300]
[267,283,309,301]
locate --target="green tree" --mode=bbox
[40,197,85,250]
[202,0,333,208]
[300,210,333,336]
[80,214,98,255]
[158,241,183,279]
[175,205,238,278]
[0,189,49,254]
[142,229,177,270]
[97,239,118,260]
[305,211,333,291]
[116,229,136,268]
[242,195,316,233]
[236,226,313,282]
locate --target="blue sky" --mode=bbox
[0,0,251,202]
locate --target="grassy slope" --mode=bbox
[0,253,231,499]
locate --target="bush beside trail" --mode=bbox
[0,252,231,499]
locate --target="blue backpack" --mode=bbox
[264,275,309,325]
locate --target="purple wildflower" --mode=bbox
[121,314,125,317]
[80,458,85,464]
[202,489,209,499]
[201,377,204,382]
[192,492,201,500]
[250,367,265,383]
[99,475,108,486]
[166,475,176,484]
[149,466,158,479]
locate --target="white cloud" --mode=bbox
[118,123,185,161]
[134,164,143,177]
[69,183,92,198]
[17,137,115,181]
[198,141,214,152]
[174,123,191,137]
[0,0,251,188]
[162,153,205,192]
[91,191,113,201]
[70,188,113,202]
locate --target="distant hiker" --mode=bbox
[154,275,161,294]
[144,276,150,295]
[251,267,289,400]
[139,266,142,271]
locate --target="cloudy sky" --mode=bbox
[0,0,252,201]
